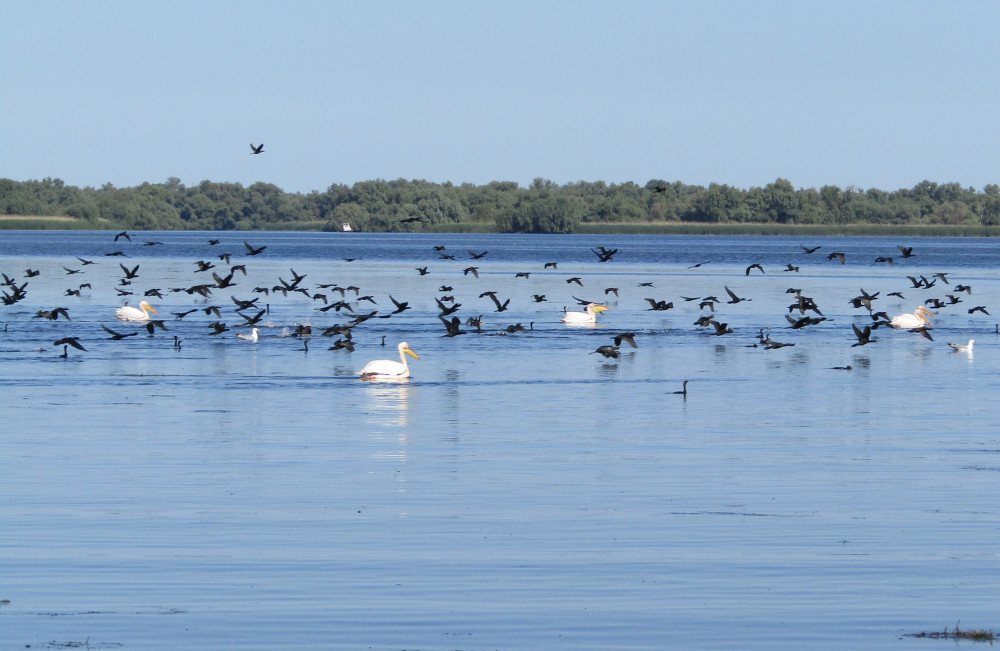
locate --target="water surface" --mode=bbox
[2,231,999,649]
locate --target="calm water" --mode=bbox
[1,231,999,649]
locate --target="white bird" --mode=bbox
[561,303,609,324]
[359,341,420,379]
[236,327,259,342]
[889,305,935,329]
[115,300,159,321]
[947,338,975,352]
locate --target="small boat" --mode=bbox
[342,223,353,232]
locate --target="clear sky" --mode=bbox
[2,1,998,194]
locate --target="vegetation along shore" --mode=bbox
[2,176,998,235]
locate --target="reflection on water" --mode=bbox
[363,380,413,428]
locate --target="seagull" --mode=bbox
[947,339,975,353]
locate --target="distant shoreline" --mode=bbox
[1,214,997,237]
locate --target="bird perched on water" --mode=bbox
[236,328,259,342]
[947,339,975,353]
[359,342,420,379]
[561,303,608,324]
[116,300,158,321]
[890,305,934,329]
[672,381,689,396]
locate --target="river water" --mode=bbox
[1,231,999,649]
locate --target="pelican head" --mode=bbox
[399,342,419,360]
[139,300,159,315]
[589,304,609,314]
[916,305,935,320]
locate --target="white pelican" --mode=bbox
[889,305,935,329]
[359,341,419,380]
[115,300,159,322]
[947,339,975,353]
[236,327,259,342]
[561,303,608,324]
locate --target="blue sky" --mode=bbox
[2,1,998,194]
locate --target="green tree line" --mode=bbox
[2,176,999,233]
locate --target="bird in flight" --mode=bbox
[250,143,264,154]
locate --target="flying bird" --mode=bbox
[250,143,264,154]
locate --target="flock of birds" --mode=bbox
[1,233,992,384]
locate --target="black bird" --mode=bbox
[173,309,198,320]
[592,246,618,262]
[828,252,846,264]
[532,294,547,302]
[54,336,86,351]
[909,326,934,341]
[208,321,229,335]
[76,257,96,265]
[231,296,260,311]
[25,268,41,277]
[119,263,140,279]
[745,263,765,275]
[505,323,531,334]
[114,230,131,242]
[468,250,489,259]
[102,324,138,340]
[671,381,689,396]
[212,271,237,288]
[465,315,484,333]
[35,307,71,321]
[250,143,264,154]
[614,332,638,348]
[875,256,894,265]
[463,267,479,278]
[480,291,510,312]
[544,262,558,270]
[416,267,429,275]
[244,240,267,256]
[591,345,620,359]
[64,288,81,297]
[887,291,905,299]
[63,267,81,275]
[644,298,673,311]
[208,239,220,245]
[801,245,821,254]
[786,314,826,329]
[436,297,461,316]
[710,320,733,336]
[439,315,466,337]
[783,264,799,272]
[389,295,410,314]
[605,287,619,297]
[439,285,453,292]
[851,324,875,347]
[195,260,216,272]
[969,305,990,315]
[399,216,426,223]
[566,277,583,286]
[104,251,127,256]
[724,286,750,304]
[954,284,972,294]
[897,245,915,258]
[515,272,531,279]
[145,320,168,334]
[329,338,355,352]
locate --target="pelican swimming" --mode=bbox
[359,341,420,379]
[561,303,608,324]
[115,300,158,321]
[889,305,935,329]
[236,328,259,342]
[947,339,975,353]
